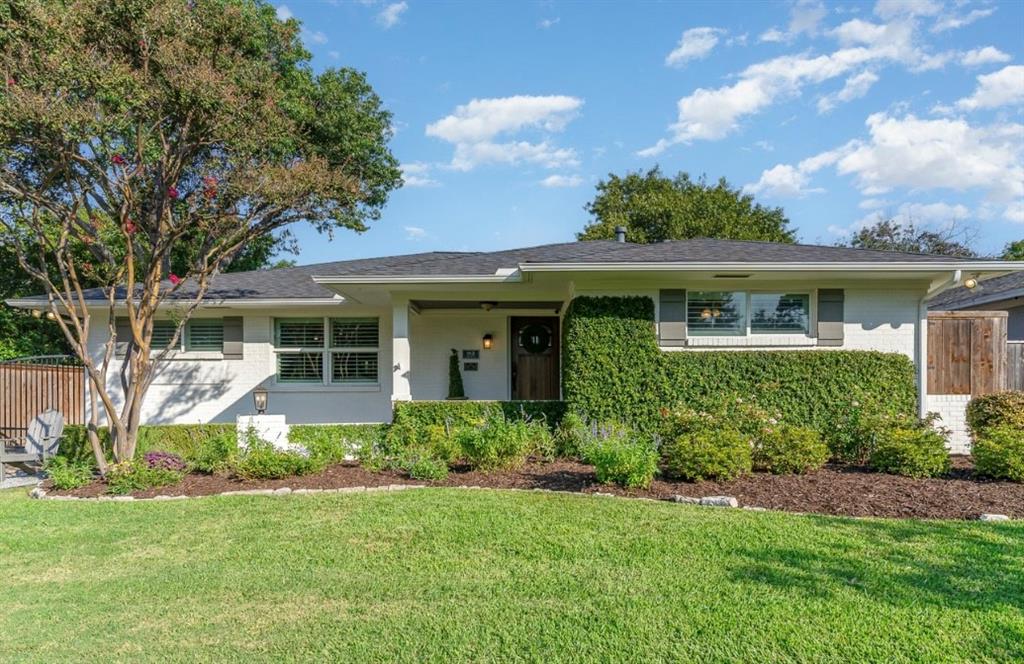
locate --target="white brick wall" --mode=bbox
[925,394,973,454]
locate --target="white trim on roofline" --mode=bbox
[517,261,1023,273]
[311,273,524,285]
[4,297,348,309]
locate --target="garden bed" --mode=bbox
[46,455,1024,520]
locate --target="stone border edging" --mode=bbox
[25,485,1015,521]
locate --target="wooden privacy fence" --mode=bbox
[1008,342,1024,392]
[0,356,85,439]
[927,311,1008,396]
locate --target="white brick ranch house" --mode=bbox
[8,238,1020,441]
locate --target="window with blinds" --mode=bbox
[185,319,224,351]
[687,292,746,336]
[274,317,379,384]
[151,320,179,349]
[750,293,810,334]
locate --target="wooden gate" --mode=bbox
[0,356,85,438]
[927,311,1008,396]
[1008,342,1024,392]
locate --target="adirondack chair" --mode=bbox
[0,409,65,478]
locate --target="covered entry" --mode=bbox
[510,316,560,400]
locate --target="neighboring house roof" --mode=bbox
[5,238,1014,305]
[929,270,1024,310]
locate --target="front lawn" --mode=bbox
[1,488,1022,662]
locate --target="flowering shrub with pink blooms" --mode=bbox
[143,450,187,472]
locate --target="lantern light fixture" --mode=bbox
[482,333,494,350]
[252,386,269,414]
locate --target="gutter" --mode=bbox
[518,261,1024,273]
[311,272,524,285]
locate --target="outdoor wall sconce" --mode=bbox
[252,386,269,414]
[964,277,978,289]
[482,334,494,350]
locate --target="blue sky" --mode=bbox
[275,0,1024,263]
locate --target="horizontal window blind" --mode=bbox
[331,318,379,348]
[151,320,179,349]
[331,352,378,383]
[186,319,224,351]
[277,352,324,382]
[687,291,746,336]
[751,293,810,334]
[275,319,325,348]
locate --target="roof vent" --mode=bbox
[614,226,627,243]
[713,274,752,279]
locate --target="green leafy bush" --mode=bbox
[456,414,540,472]
[392,400,565,431]
[561,296,917,440]
[44,457,94,490]
[967,392,1024,437]
[753,424,828,474]
[972,426,1024,482]
[869,427,951,479]
[60,423,235,464]
[105,460,184,495]
[186,431,238,474]
[662,428,752,482]
[554,411,590,459]
[580,423,659,489]
[234,438,323,480]
[290,424,386,465]
[401,452,450,481]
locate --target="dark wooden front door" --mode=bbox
[510,317,560,400]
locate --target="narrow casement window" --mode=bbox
[750,293,810,334]
[275,318,325,383]
[185,319,224,351]
[330,318,379,384]
[687,291,746,336]
[150,320,180,349]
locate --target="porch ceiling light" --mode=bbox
[480,301,498,311]
[964,277,978,289]
[252,386,269,414]
[482,333,494,350]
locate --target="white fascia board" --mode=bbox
[311,272,523,285]
[517,261,1024,273]
[5,297,348,310]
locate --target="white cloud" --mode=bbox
[744,164,819,197]
[665,27,724,67]
[758,0,827,43]
[955,65,1024,111]
[641,15,951,153]
[400,162,439,187]
[755,140,774,151]
[859,197,891,209]
[817,70,879,113]
[276,4,292,20]
[1006,201,1024,223]
[426,95,583,171]
[538,17,560,29]
[377,2,407,28]
[539,174,583,188]
[403,226,428,240]
[874,0,941,20]
[959,47,1011,68]
[759,28,786,43]
[303,29,328,45]
[328,50,340,60]
[931,7,996,33]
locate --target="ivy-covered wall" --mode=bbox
[561,295,918,435]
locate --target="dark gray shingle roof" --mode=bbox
[10,238,999,304]
[929,270,1024,310]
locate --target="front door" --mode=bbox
[510,317,560,400]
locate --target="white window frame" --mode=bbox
[273,316,380,387]
[683,290,815,339]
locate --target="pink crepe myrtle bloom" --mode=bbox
[168,274,182,286]
[112,154,125,165]
[167,186,179,199]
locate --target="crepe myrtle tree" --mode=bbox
[0,0,402,470]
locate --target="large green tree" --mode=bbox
[0,0,401,468]
[842,218,977,257]
[1001,240,1024,261]
[578,168,796,244]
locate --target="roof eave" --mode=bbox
[517,261,1023,273]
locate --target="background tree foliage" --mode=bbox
[841,218,978,257]
[578,168,796,244]
[1001,240,1024,261]
[0,0,401,466]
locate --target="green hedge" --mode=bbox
[392,400,566,431]
[60,422,385,466]
[561,296,918,436]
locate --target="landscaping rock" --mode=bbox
[594,492,617,498]
[29,487,46,500]
[220,489,275,496]
[272,487,292,495]
[743,506,767,512]
[699,496,739,508]
[979,513,1011,522]
[292,489,323,495]
[152,495,188,501]
[111,496,135,502]
[671,495,700,505]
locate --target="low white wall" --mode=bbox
[925,394,973,454]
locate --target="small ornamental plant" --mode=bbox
[447,349,466,400]
[143,451,187,472]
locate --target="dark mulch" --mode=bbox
[47,456,1024,520]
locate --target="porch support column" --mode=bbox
[917,296,928,418]
[391,297,412,402]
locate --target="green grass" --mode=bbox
[1,487,1022,663]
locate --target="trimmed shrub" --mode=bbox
[235,439,324,480]
[972,426,1024,482]
[753,424,828,474]
[662,428,752,482]
[44,457,94,490]
[580,424,658,489]
[967,392,1024,437]
[401,452,449,481]
[392,400,566,431]
[561,296,918,442]
[59,423,235,465]
[290,424,386,465]
[105,460,184,495]
[186,431,237,474]
[869,427,951,479]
